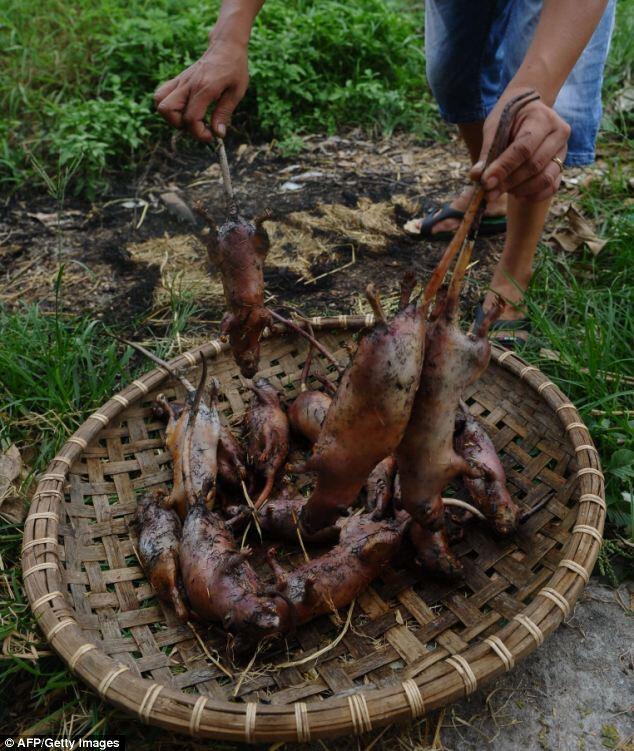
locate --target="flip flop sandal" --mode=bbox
[474,304,531,350]
[404,204,507,241]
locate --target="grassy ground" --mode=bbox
[1,0,633,745]
[518,168,634,576]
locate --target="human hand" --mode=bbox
[154,39,249,142]
[471,87,571,203]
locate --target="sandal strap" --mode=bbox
[473,303,531,334]
[418,204,465,236]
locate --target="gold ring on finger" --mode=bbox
[551,156,564,173]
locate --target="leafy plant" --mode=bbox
[1,0,433,195]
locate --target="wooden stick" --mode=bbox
[424,90,539,305]
[215,138,238,217]
[111,335,194,392]
[268,310,344,372]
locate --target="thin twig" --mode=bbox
[274,599,355,669]
[432,707,446,749]
[268,309,344,372]
[110,334,194,392]
[240,519,253,550]
[187,622,233,679]
[241,480,263,540]
[233,641,264,697]
[291,507,310,563]
[302,244,356,285]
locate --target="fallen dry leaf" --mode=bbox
[160,191,196,224]
[27,210,83,230]
[549,204,607,256]
[614,85,634,114]
[0,444,27,523]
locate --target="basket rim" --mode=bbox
[22,315,605,743]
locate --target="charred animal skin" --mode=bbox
[225,483,340,545]
[365,456,397,518]
[155,399,245,492]
[131,491,190,622]
[258,497,339,545]
[396,291,504,577]
[179,497,282,638]
[244,378,290,509]
[155,385,221,521]
[454,404,520,535]
[197,207,271,378]
[393,95,538,576]
[217,423,247,488]
[267,513,408,629]
[287,390,332,445]
[299,284,426,533]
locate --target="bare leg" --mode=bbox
[459,122,485,163]
[483,195,552,319]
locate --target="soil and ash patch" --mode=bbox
[0,134,505,333]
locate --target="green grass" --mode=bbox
[0,274,133,471]
[1,0,432,195]
[518,216,634,538]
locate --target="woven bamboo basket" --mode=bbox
[22,316,605,743]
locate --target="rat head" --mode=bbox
[213,213,271,262]
[341,515,404,562]
[489,492,520,536]
[131,489,168,528]
[236,347,261,380]
[224,593,282,638]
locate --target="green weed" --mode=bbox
[0,279,133,471]
[1,0,432,195]
[516,168,634,538]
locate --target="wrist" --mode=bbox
[209,8,254,49]
[508,59,561,107]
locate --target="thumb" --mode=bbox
[469,126,495,182]
[211,88,241,137]
[469,158,486,183]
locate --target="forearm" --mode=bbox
[510,0,608,105]
[210,0,265,49]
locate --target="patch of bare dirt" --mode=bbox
[0,133,506,332]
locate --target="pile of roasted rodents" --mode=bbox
[129,92,542,652]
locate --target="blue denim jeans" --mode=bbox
[425,0,616,166]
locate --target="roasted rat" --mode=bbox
[299,279,426,533]
[244,378,290,508]
[194,140,271,378]
[130,490,190,622]
[156,359,221,520]
[267,512,408,629]
[396,289,504,576]
[179,492,283,639]
[454,403,520,535]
